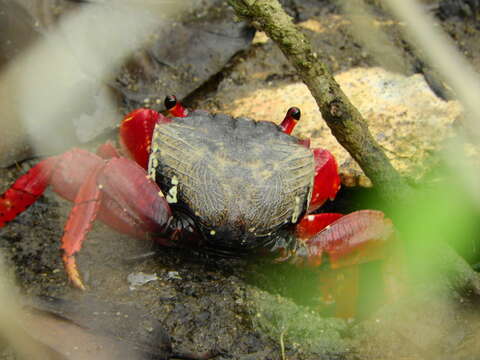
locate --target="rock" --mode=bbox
[246,287,350,358]
[127,272,158,290]
[115,0,255,112]
[204,66,462,186]
[0,1,222,167]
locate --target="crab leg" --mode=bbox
[294,210,395,317]
[0,158,57,227]
[0,150,172,289]
[60,157,172,289]
[0,150,112,228]
[0,151,102,227]
[96,141,121,159]
[62,166,103,290]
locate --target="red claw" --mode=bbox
[293,210,396,318]
[303,210,394,268]
[0,149,172,290]
[296,213,344,240]
[119,108,170,169]
[308,149,341,213]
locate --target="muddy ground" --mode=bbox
[1,1,480,359]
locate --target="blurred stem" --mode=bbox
[383,0,480,139]
[228,0,410,204]
[432,243,480,296]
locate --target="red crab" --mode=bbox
[0,96,395,316]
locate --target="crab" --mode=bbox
[0,96,395,316]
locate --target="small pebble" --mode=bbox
[127,272,158,290]
[166,271,182,280]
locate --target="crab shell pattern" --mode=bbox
[148,110,314,254]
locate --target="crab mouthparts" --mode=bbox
[200,224,270,254]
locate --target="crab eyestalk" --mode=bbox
[280,107,301,134]
[165,95,189,117]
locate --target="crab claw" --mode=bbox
[164,95,189,117]
[300,210,394,268]
[308,148,341,213]
[294,210,397,317]
[120,108,170,169]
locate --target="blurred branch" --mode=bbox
[383,0,480,139]
[228,0,411,204]
[0,0,197,167]
[338,0,407,74]
[434,244,480,296]
[0,257,62,360]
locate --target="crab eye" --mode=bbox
[164,95,189,118]
[164,95,177,110]
[280,107,302,135]
[288,107,301,121]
